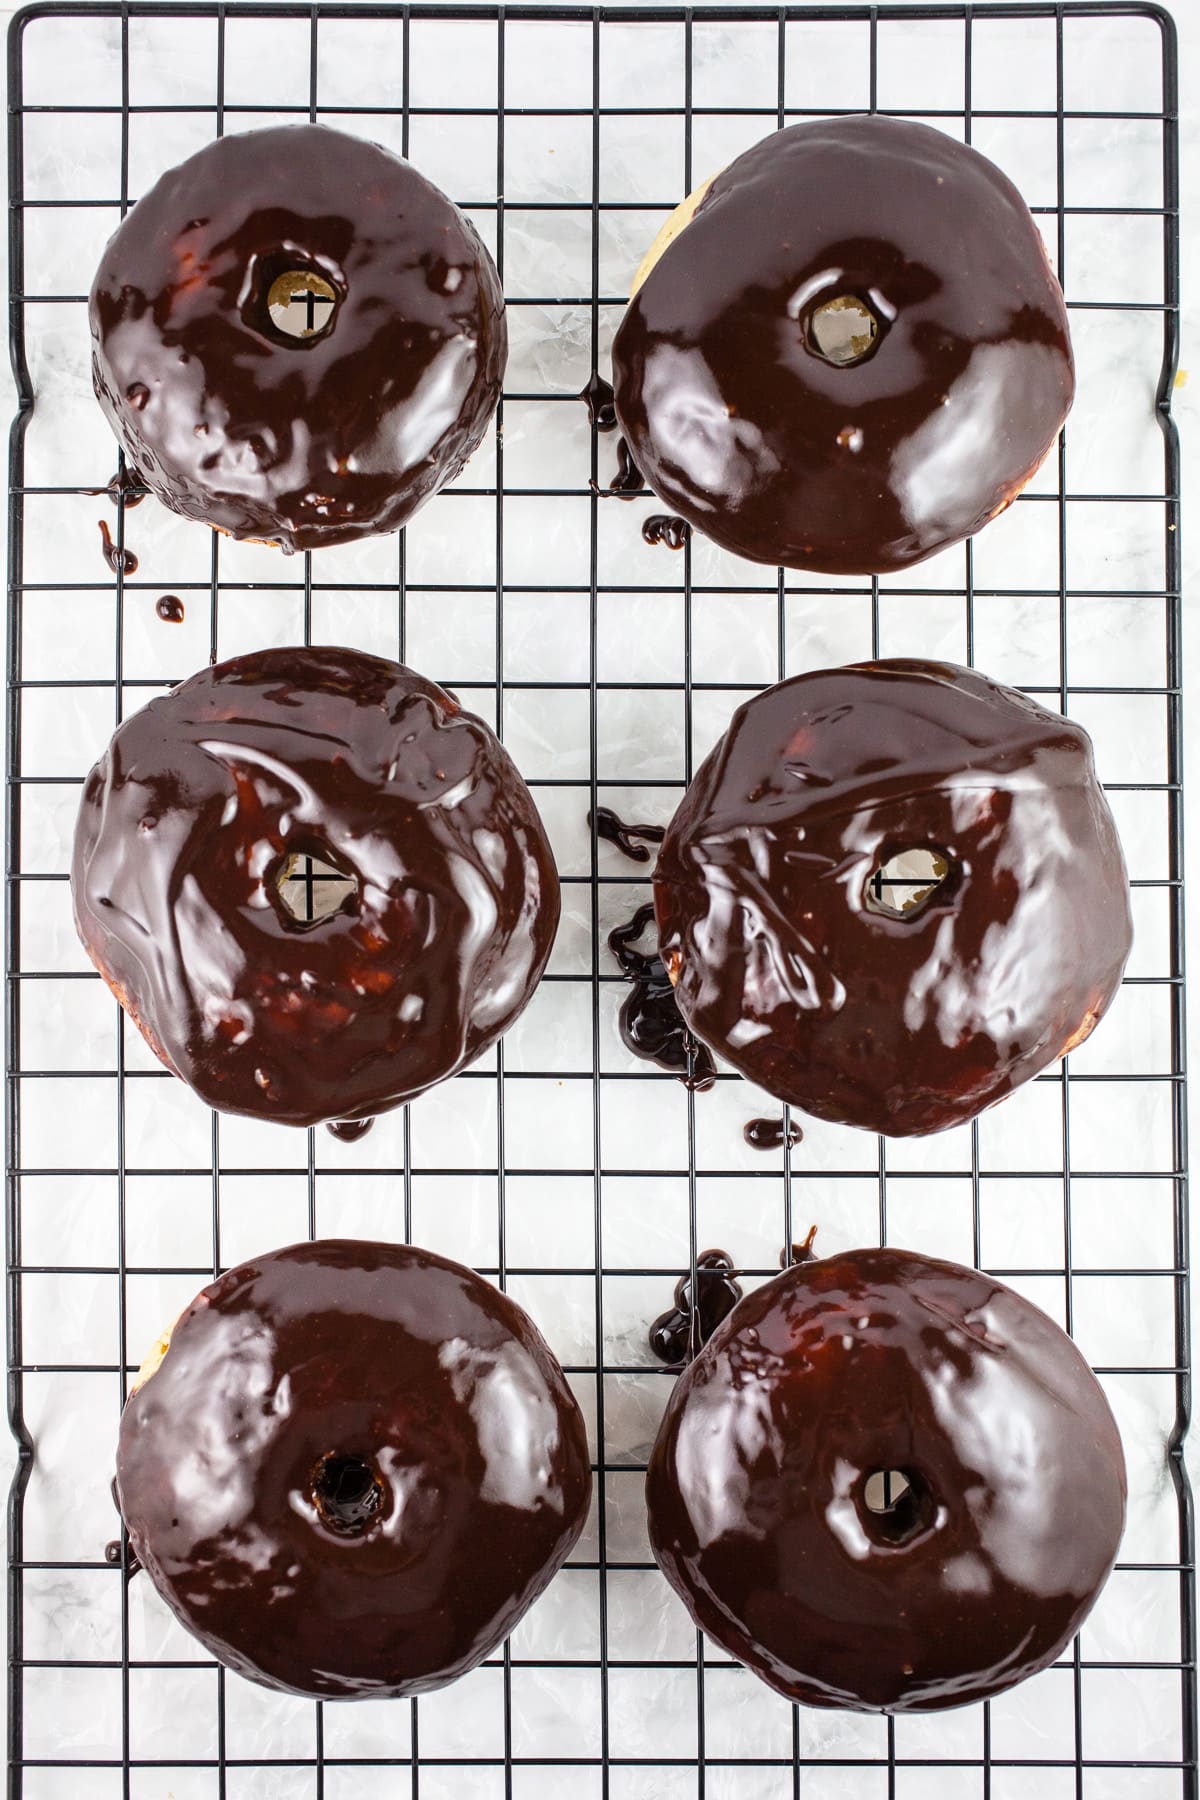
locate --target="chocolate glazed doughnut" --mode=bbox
[90,125,505,551]
[647,1246,1126,1713]
[612,115,1074,574]
[71,647,559,1127]
[117,1240,592,1698]
[653,660,1131,1136]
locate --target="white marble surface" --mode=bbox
[1,1,1198,1793]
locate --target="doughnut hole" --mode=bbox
[864,847,951,921]
[859,1467,936,1547]
[275,845,358,927]
[310,1451,384,1536]
[241,250,344,345]
[806,293,880,367]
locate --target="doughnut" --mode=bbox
[116,1239,592,1697]
[653,659,1131,1137]
[647,1245,1126,1713]
[612,115,1074,574]
[90,124,505,552]
[72,646,558,1127]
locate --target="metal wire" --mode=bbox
[5,3,1194,1797]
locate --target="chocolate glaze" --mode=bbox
[590,805,665,864]
[609,437,643,497]
[155,594,185,623]
[579,372,617,432]
[654,660,1131,1136]
[98,518,137,575]
[743,1116,803,1151]
[642,514,690,550]
[326,1116,375,1143]
[613,116,1074,574]
[72,646,560,1128]
[115,1239,591,1698]
[90,125,506,553]
[649,1248,742,1366]
[609,902,716,1092]
[647,1245,1126,1713]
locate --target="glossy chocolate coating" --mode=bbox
[72,646,559,1127]
[90,125,505,552]
[613,116,1074,574]
[116,1240,591,1698]
[89,466,147,507]
[609,438,643,496]
[647,1246,1125,1712]
[654,659,1131,1136]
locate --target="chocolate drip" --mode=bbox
[155,594,185,623]
[590,805,665,864]
[326,1117,374,1143]
[579,372,617,432]
[608,903,716,1092]
[609,437,643,497]
[98,518,137,575]
[744,1115,803,1151]
[650,1248,743,1366]
[642,514,690,550]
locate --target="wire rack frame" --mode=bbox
[4,1,1193,1796]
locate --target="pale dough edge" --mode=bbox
[629,176,716,298]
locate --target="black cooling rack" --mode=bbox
[5,2,1194,1796]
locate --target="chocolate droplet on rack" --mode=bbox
[650,1249,743,1366]
[780,1224,819,1270]
[104,1539,142,1575]
[326,1117,375,1143]
[579,372,617,432]
[88,467,148,507]
[590,806,665,864]
[608,903,716,1091]
[642,514,690,550]
[155,595,185,623]
[98,518,138,576]
[608,437,643,497]
[744,1116,803,1152]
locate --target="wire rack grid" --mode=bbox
[4,2,1193,1797]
